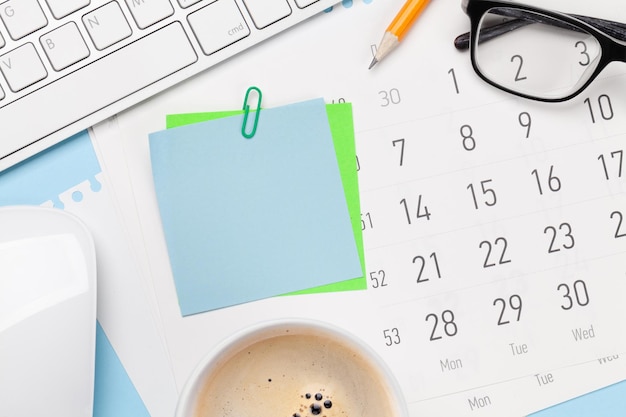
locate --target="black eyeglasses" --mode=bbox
[455,0,626,102]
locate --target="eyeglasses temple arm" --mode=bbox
[454,18,526,50]
[454,12,626,51]
[573,14,626,42]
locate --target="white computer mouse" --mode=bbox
[0,206,97,417]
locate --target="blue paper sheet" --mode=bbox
[0,131,101,208]
[0,131,149,417]
[529,380,626,417]
[94,323,150,417]
[149,98,362,315]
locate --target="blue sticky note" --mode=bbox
[528,380,626,417]
[149,98,362,315]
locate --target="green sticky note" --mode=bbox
[165,102,366,294]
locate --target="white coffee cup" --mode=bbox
[175,318,409,417]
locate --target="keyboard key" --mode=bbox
[243,0,291,29]
[188,0,250,55]
[0,32,4,49]
[177,0,202,8]
[45,0,91,19]
[82,1,132,50]
[294,0,319,8]
[0,22,197,161]
[0,43,47,92]
[40,22,90,71]
[125,0,174,29]
[0,0,48,41]
[0,84,4,100]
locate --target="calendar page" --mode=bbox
[90,0,626,416]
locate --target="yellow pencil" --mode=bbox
[369,0,432,69]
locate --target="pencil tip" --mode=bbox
[368,57,378,70]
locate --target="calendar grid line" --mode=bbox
[357,129,626,195]
[374,249,626,311]
[362,191,626,253]
[355,97,511,137]
[409,349,626,405]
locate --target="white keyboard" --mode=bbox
[0,0,338,171]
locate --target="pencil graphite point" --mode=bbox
[368,32,398,69]
[369,0,432,68]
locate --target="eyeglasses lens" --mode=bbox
[474,7,602,99]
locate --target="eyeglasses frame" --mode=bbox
[464,0,626,102]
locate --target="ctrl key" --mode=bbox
[187,0,250,55]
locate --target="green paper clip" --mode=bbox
[241,86,262,139]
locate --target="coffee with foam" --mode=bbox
[177,321,407,417]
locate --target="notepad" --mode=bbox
[165,102,366,295]
[150,98,362,315]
